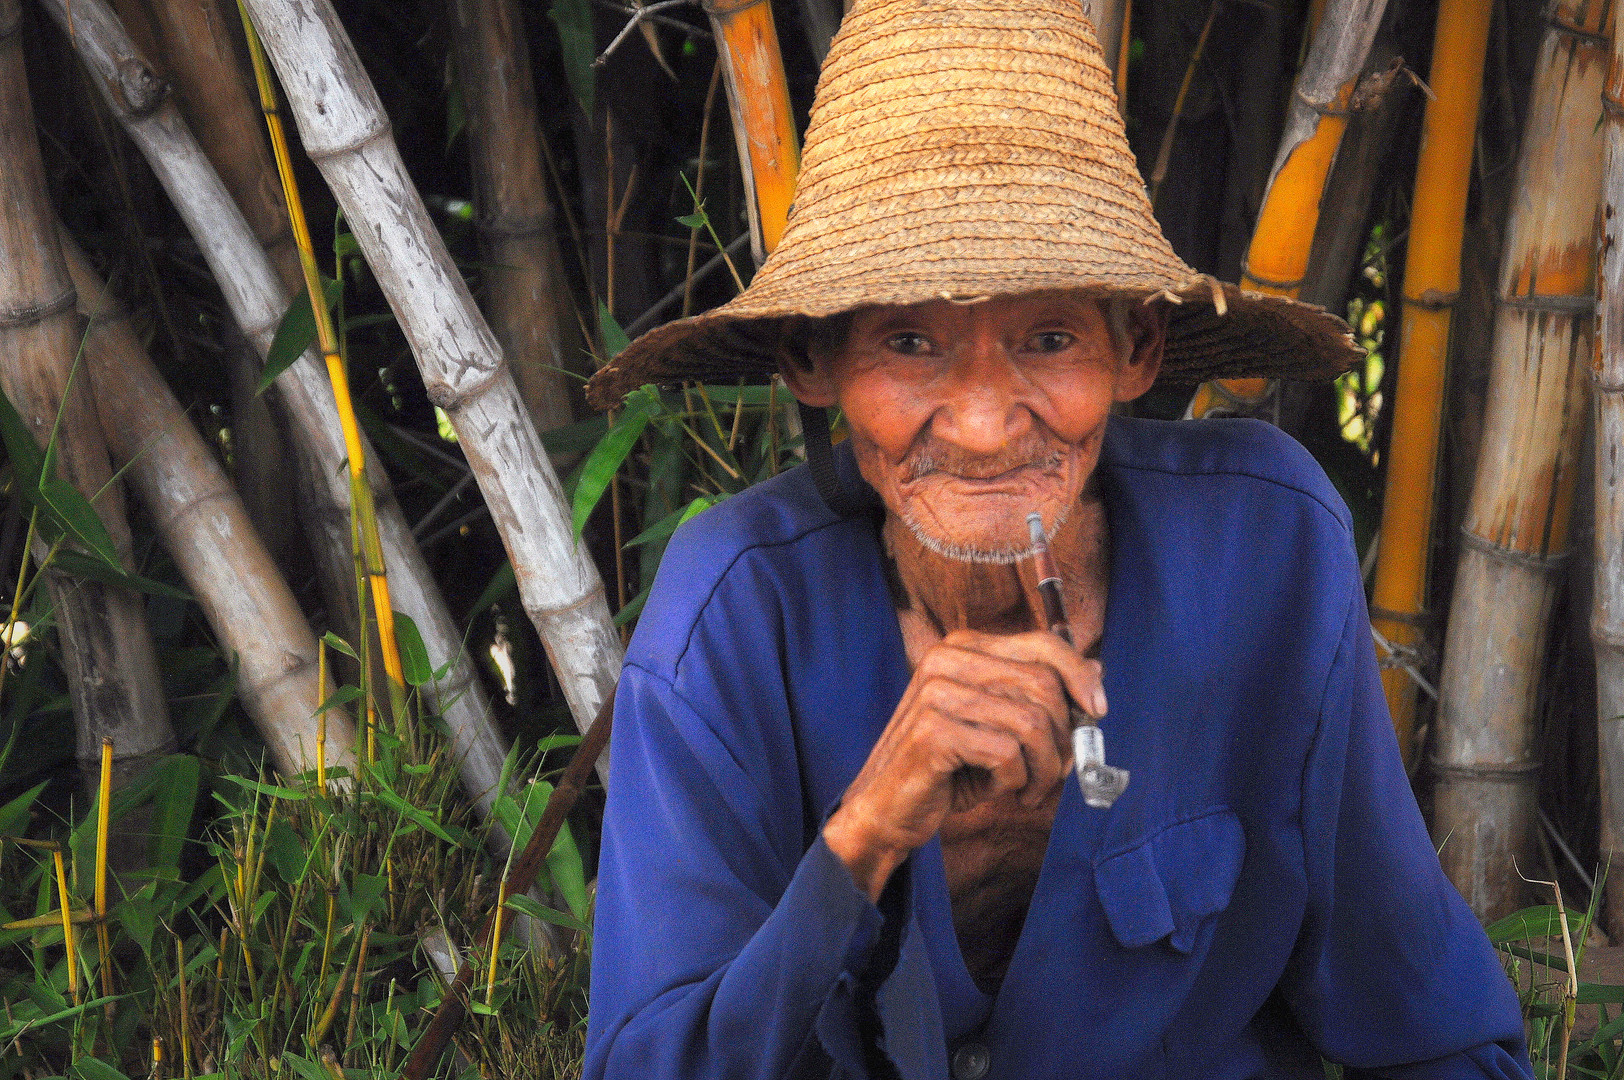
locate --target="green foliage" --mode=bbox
[0,698,590,1078]
[548,0,596,117]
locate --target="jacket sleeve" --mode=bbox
[1281,590,1532,1079]
[584,662,888,1080]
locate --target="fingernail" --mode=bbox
[1090,686,1108,718]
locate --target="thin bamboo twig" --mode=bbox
[1594,0,1624,934]
[65,231,357,774]
[1367,0,1493,765]
[39,0,539,797]
[234,0,620,753]
[1434,0,1607,920]
[704,0,801,264]
[94,737,113,1007]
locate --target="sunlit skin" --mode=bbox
[782,292,1165,987]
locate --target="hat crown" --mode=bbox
[583,0,1359,409]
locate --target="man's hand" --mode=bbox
[821,628,1106,901]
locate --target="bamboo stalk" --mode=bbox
[0,0,175,794]
[1594,0,1624,934]
[231,0,620,749]
[1368,0,1493,765]
[704,0,801,264]
[125,0,301,567]
[450,0,582,436]
[1433,0,1607,921]
[237,10,410,728]
[65,232,357,775]
[1088,0,1130,101]
[37,0,537,796]
[1186,0,1389,420]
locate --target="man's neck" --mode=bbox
[883,494,1110,652]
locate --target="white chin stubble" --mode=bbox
[899,500,1073,565]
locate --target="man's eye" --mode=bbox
[1027,331,1075,353]
[885,332,932,356]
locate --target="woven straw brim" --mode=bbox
[585,0,1360,409]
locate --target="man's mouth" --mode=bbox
[900,449,1066,485]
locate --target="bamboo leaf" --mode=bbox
[1486,905,1589,945]
[572,387,660,538]
[370,786,460,845]
[321,631,359,661]
[0,781,47,838]
[224,776,308,801]
[257,276,344,394]
[625,495,722,548]
[548,0,595,116]
[38,477,121,568]
[676,211,708,230]
[0,383,45,490]
[598,302,631,359]
[469,561,516,615]
[393,611,433,686]
[70,1056,133,1080]
[503,892,587,932]
[50,551,191,601]
[146,755,200,875]
[317,686,365,714]
[612,585,649,627]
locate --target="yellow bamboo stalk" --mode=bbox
[1368,0,1493,764]
[1187,0,1386,419]
[237,6,408,722]
[704,0,801,263]
[94,737,113,1003]
[53,847,77,1003]
[1433,0,1607,919]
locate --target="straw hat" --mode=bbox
[585,0,1360,409]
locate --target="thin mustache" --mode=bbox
[901,443,1066,483]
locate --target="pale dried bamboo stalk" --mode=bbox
[1433,0,1606,921]
[451,0,580,436]
[234,0,620,747]
[1595,2,1624,932]
[121,0,301,567]
[64,233,356,776]
[38,0,532,801]
[0,0,174,791]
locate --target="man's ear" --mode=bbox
[777,350,839,408]
[1113,300,1167,403]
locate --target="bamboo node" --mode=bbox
[1592,373,1624,393]
[0,289,77,331]
[422,362,503,411]
[1428,758,1541,782]
[1239,266,1303,293]
[1604,89,1624,118]
[1404,289,1458,311]
[301,118,393,164]
[477,206,558,240]
[1547,13,1609,47]
[112,57,169,117]
[1369,605,1427,628]
[1460,528,1571,570]
[521,582,609,621]
[1499,293,1596,316]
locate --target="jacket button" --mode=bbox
[951,1042,990,1080]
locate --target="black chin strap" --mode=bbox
[797,401,863,518]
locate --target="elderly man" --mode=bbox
[582,1,1530,1077]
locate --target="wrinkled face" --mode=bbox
[782,293,1164,562]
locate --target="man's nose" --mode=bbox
[930,336,1032,454]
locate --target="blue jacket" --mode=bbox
[587,416,1532,1079]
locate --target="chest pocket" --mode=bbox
[1092,808,1245,954]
